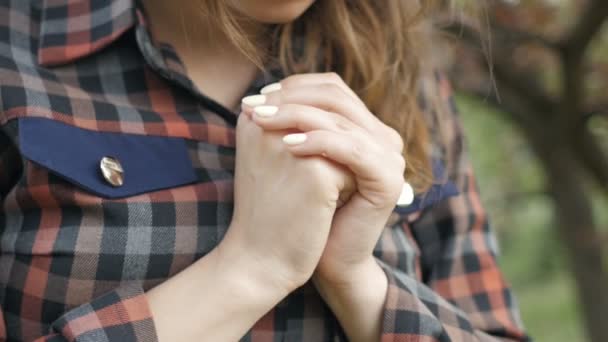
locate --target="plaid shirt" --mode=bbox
[0,0,529,341]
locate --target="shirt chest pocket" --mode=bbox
[9,117,227,282]
[18,117,198,199]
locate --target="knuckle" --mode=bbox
[280,103,300,118]
[286,104,309,118]
[374,173,404,206]
[283,105,310,130]
[350,141,364,161]
[282,73,313,88]
[387,183,404,204]
[325,72,343,84]
[389,159,407,194]
[386,127,404,151]
[319,82,341,95]
[275,88,290,103]
[395,152,407,172]
[281,75,300,88]
[280,103,298,112]
[334,116,353,132]
[319,84,348,104]
[302,159,337,196]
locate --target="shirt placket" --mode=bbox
[131,6,278,127]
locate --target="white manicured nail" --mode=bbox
[242,94,267,106]
[254,106,279,117]
[260,82,282,94]
[283,133,307,145]
[396,182,415,206]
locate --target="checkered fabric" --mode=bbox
[0,0,529,341]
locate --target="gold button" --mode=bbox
[100,156,124,187]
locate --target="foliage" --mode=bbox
[456,94,585,342]
[444,1,608,340]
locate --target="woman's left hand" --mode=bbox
[241,73,408,287]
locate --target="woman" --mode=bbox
[0,0,528,341]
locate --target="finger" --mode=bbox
[264,83,403,153]
[240,96,261,117]
[264,83,379,132]
[282,130,406,206]
[241,74,403,153]
[264,73,363,106]
[282,130,403,182]
[260,84,402,153]
[250,103,360,134]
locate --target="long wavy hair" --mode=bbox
[202,1,448,193]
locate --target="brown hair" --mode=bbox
[203,1,446,193]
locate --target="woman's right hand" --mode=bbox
[148,111,354,342]
[219,111,355,292]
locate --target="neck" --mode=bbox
[143,0,265,111]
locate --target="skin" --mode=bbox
[143,1,405,341]
[227,0,317,24]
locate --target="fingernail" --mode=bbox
[396,182,414,206]
[254,106,279,117]
[242,94,267,106]
[283,133,307,145]
[260,82,282,94]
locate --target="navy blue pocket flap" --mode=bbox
[394,160,460,215]
[19,117,197,199]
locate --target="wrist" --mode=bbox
[146,228,294,342]
[315,256,382,290]
[214,228,297,302]
[312,256,388,305]
[313,257,388,342]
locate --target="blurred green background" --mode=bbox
[456,95,608,342]
[443,1,608,340]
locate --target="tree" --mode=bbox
[442,0,608,340]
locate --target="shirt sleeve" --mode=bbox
[374,76,529,341]
[0,129,14,341]
[0,129,20,201]
[44,284,157,342]
[0,130,18,341]
[1,283,157,342]
[0,132,158,341]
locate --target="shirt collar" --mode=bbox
[38,0,137,66]
[37,0,279,124]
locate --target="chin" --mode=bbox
[231,0,317,24]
